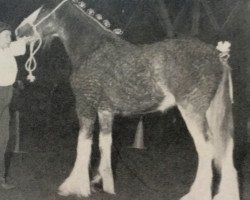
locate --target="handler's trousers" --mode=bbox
[0,86,13,178]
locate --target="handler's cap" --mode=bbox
[0,21,12,33]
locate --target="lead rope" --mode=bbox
[24,0,69,82]
[25,32,42,82]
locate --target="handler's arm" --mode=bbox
[9,38,27,56]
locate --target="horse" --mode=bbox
[15,0,240,199]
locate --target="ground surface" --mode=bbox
[1,91,249,200]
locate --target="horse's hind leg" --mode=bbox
[178,105,213,200]
[206,90,239,200]
[58,116,94,197]
[212,138,239,200]
[92,110,115,194]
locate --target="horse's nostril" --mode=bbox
[15,26,34,38]
[15,28,22,37]
[16,29,20,36]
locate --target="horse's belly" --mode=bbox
[156,89,176,112]
[102,78,163,113]
[103,77,177,115]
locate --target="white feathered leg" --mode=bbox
[95,110,115,194]
[213,139,239,200]
[58,117,94,197]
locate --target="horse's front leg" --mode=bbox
[58,116,94,197]
[92,110,115,194]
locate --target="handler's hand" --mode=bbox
[18,36,38,45]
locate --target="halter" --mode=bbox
[24,0,123,82]
[23,0,69,82]
[35,0,69,27]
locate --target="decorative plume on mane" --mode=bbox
[71,0,123,35]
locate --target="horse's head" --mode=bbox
[15,1,65,41]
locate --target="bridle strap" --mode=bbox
[34,0,69,27]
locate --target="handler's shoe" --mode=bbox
[0,178,15,190]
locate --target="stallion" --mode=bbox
[15,0,239,200]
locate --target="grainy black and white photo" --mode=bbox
[0,0,249,199]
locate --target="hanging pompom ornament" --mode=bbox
[113,28,123,35]
[216,41,231,54]
[87,9,95,16]
[78,1,86,9]
[95,14,103,21]
[216,41,231,61]
[103,19,111,28]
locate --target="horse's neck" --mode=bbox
[56,10,119,67]
[59,29,101,65]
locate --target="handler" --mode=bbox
[0,21,34,189]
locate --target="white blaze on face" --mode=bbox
[15,7,43,35]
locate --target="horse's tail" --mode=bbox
[206,41,234,167]
[206,41,239,198]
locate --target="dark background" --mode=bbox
[0,0,249,200]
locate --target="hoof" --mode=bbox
[180,192,211,200]
[91,173,115,195]
[213,193,240,200]
[58,177,91,197]
[103,185,115,195]
[90,175,102,193]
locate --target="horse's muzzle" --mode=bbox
[15,23,35,38]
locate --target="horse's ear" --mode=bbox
[16,6,43,30]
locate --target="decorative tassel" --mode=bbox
[27,72,36,82]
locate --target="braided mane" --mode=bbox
[70,0,123,35]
